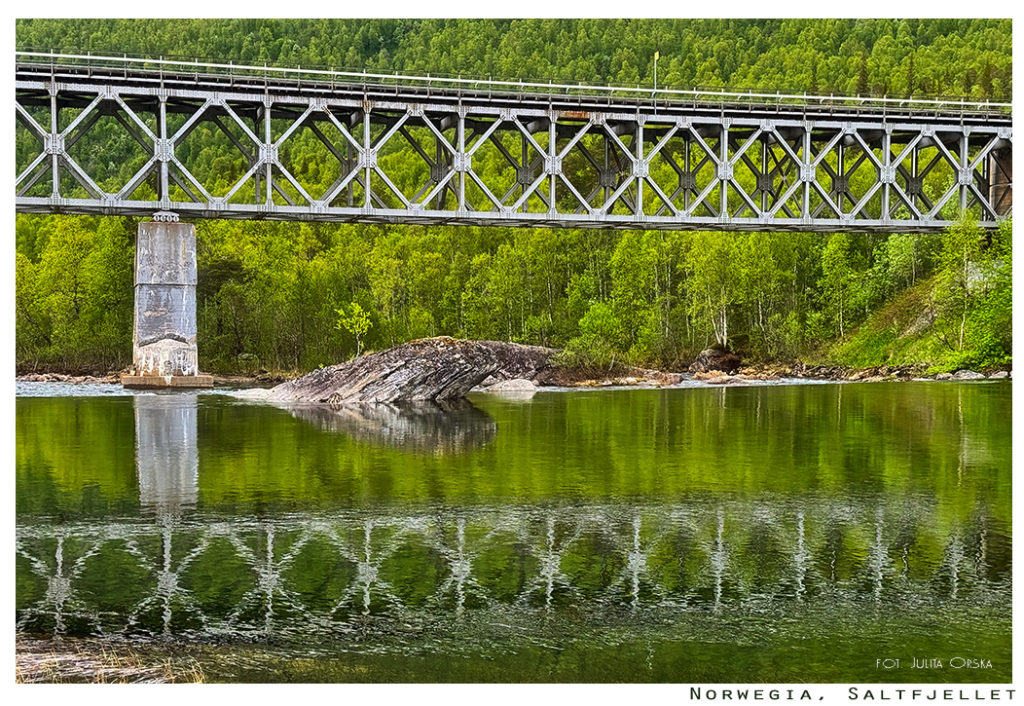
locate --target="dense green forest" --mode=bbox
[16,19,1013,100]
[14,19,1013,374]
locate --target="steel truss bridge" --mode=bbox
[16,53,1012,233]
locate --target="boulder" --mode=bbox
[238,337,556,406]
[989,370,1010,379]
[689,347,742,374]
[483,378,538,398]
[952,369,986,380]
[935,372,953,380]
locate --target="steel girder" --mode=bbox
[15,62,1013,232]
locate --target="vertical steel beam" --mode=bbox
[159,97,169,206]
[761,138,769,213]
[49,91,59,198]
[522,137,529,210]
[636,121,644,217]
[603,138,611,205]
[363,109,371,210]
[264,104,273,206]
[253,111,261,204]
[881,130,892,221]
[989,147,1012,215]
[959,132,969,213]
[548,114,557,215]
[684,139,691,212]
[802,128,811,218]
[457,112,466,212]
[720,124,729,217]
[836,143,844,213]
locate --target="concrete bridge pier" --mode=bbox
[122,215,213,388]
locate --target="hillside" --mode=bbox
[824,238,1012,373]
[14,19,1014,375]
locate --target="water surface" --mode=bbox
[16,382,1011,682]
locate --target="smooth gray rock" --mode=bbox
[486,378,537,392]
[482,377,538,400]
[952,369,986,380]
[989,370,1010,379]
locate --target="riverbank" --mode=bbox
[15,361,1011,391]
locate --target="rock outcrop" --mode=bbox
[476,341,557,385]
[241,337,555,406]
[689,346,742,374]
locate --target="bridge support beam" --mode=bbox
[122,219,213,388]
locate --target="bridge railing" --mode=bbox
[16,50,1012,117]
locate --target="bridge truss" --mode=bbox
[16,54,1013,232]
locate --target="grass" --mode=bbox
[16,637,206,684]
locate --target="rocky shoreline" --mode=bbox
[17,362,1010,390]
[520,362,1010,389]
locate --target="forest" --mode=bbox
[14,19,1013,375]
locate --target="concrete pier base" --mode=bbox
[122,374,215,388]
[123,219,213,389]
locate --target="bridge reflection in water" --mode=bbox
[16,499,1008,643]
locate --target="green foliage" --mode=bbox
[830,218,1012,372]
[820,233,856,338]
[16,212,1011,373]
[16,216,135,371]
[16,19,1012,100]
[562,301,623,368]
[683,232,739,347]
[12,20,1013,373]
[335,302,372,357]
[934,216,985,352]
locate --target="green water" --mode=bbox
[15,382,1011,682]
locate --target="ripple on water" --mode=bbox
[15,381,210,398]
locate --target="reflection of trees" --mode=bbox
[17,384,1011,519]
[283,399,497,454]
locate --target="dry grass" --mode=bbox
[16,637,206,684]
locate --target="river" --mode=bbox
[15,381,1011,682]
